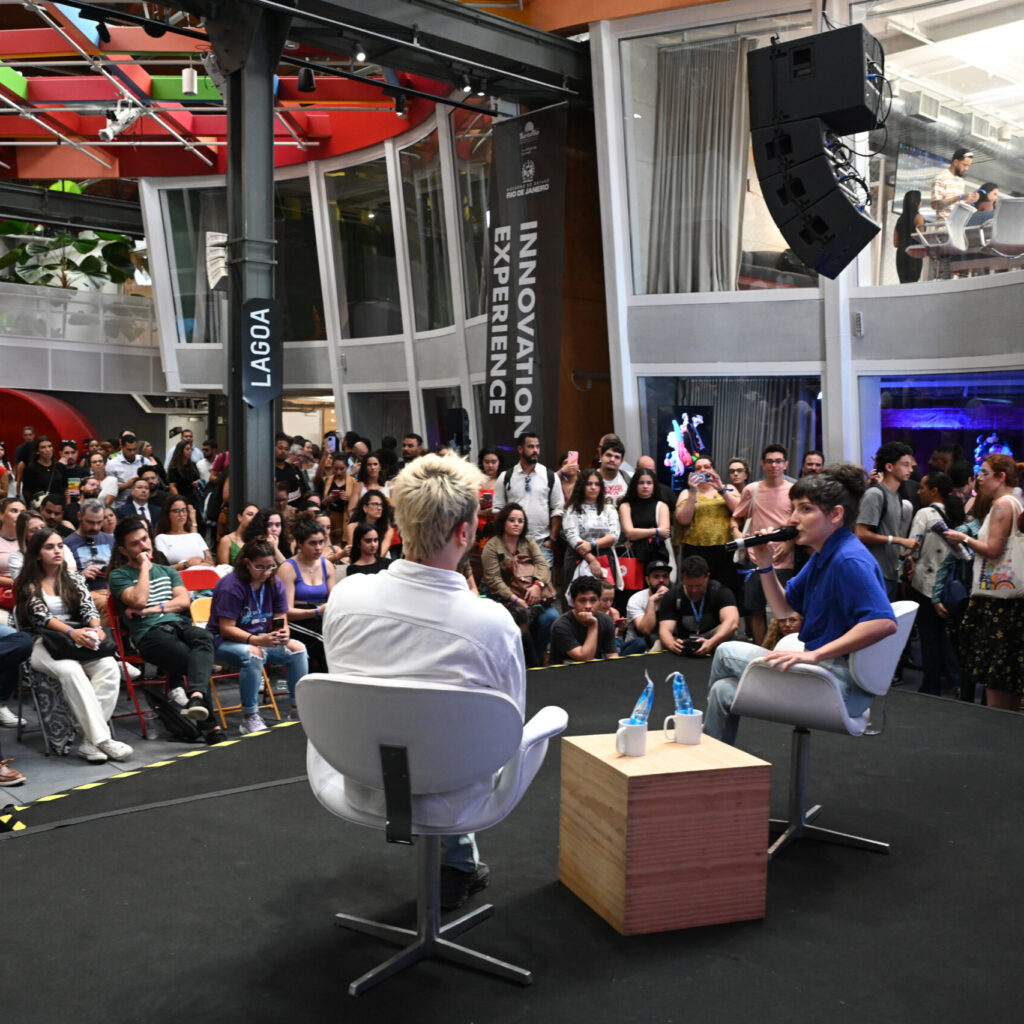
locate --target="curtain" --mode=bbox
[643,375,820,472]
[646,39,750,293]
[191,188,228,345]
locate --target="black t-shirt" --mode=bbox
[345,559,390,576]
[14,441,33,468]
[275,462,310,506]
[548,610,618,665]
[656,579,736,637]
[21,460,68,502]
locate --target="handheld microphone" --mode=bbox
[724,525,798,552]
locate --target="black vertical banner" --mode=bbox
[484,103,568,453]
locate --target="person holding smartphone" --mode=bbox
[207,539,309,732]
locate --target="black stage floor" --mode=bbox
[3,654,1020,1023]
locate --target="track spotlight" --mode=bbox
[476,79,487,97]
[96,19,111,44]
[297,67,316,93]
[181,66,198,96]
[354,41,367,62]
[461,74,472,94]
[395,93,407,118]
[144,18,168,39]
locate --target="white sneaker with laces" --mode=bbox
[168,687,188,707]
[97,738,133,761]
[239,713,268,735]
[78,741,108,763]
[125,663,142,681]
[0,704,25,728]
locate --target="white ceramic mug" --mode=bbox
[615,718,647,757]
[663,709,703,745]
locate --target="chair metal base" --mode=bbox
[334,835,532,996]
[768,728,890,861]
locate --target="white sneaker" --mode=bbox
[97,738,133,761]
[126,663,142,681]
[0,704,25,728]
[168,687,188,707]
[239,713,268,735]
[78,741,108,763]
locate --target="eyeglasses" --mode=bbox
[764,458,786,465]
[171,507,189,515]
[728,467,745,474]
[250,563,277,574]
[523,474,532,492]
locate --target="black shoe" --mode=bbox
[440,862,490,911]
[182,696,210,722]
[204,727,225,745]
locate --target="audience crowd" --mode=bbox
[1,421,1022,788]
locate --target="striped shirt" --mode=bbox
[931,169,968,222]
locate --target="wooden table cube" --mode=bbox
[558,731,771,935]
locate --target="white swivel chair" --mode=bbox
[730,601,917,860]
[988,195,1024,255]
[944,201,976,252]
[297,673,568,996]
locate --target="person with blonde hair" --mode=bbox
[322,453,525,911]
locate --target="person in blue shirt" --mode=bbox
[705,463,897,745]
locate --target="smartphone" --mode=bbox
[271,615,286,633]
[325,434,338,454]
[694,471,712,483]
[567,450,579,465]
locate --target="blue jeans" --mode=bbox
[0,625,33,703]
[441,833,479,872]
[214,640,309,714]
[531,605,559,661]
[704,640,871,746]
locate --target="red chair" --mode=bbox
[107,607,170,739]
[179,566,222,591]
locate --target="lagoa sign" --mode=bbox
[241,297,282,408]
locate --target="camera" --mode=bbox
[693,471,712,483]
[682,635,704,656]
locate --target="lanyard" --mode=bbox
[249,584,267,620]
[687,593,706,626]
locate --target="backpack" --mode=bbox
[142,686,204,743]
[502,465,556,498]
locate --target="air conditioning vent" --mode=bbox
[904,90,940,122]
[969,114,991,140]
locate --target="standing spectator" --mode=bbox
[206,538,309,730]
[13,426,36,475]
[729,444,796,645]
[313,451,348,546]
[20,436,68,505]
[476,449,503,537]
[556,451,580,508]
[561,469,620,588]
[597,438,631,506]
[0,441,12,499]
[275,433,311,508]
[492,431,564,567]
[393,433,425,475]
[196,439,218,483]
[346,453,389,513]
[108,518,224,743]
[87,452,120,508]
[15,528,132,763]
[931,147,979,222]
[855,441,918,600]
[167,439,204,523]
[107,433,145,507]
[548,576,620,666]
[66,476,102,527]
[138,467,169,510]
[800,450,825,476]
[618,465,671,569]
[727,457,751,491]
[893,190,925,283]
[675,455,741,595]
[943,455,1024,711]
[163,428,202,470]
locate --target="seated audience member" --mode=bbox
[340,521,390,576]
[108,518,224,743]
[274,481,298,536]
[217,503,259,566]
[139,467,170,509]
[243,507,290,565]
[314,511,347,565]
[20,436,68,506]
[624,559,673,652]
[8,510,76,580]
[0,441,14,501]
[0,622,33,734]
[480,502,559,667]
[275,433,312,508]
[206,539,309,730]
[115,478,161,527]
[64,498,118,624]
[313,451,348,546]
[87,452,120,508]
[39,493,75,538]
[345,489,395,560]
[277,516,336,671]
[762,612,803,651]
[15,528,132,763]
[154,495,214,571]
[562,469,620,586]
[598,578,647,656]
[657,555,739,658]
[0,498,27,598]
[66,475,103,527]
[100,505,118,536]
[106,433,145,507]
[705,464,897,746]
[548,576,620,666]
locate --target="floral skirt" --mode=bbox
[958,596,1024,695]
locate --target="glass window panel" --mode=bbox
[274,177,326,340]
[400,131,454,331]
[422,385,463,450]
[450,103,494,319]
[347,390,412,450]
[639,375,821,491]
[324,159,402,339]
[621,11,816,295]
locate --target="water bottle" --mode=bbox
[667,671,693,714]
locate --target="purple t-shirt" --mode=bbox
[207,572,287,645]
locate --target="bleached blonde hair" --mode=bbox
[390,452,483,560]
